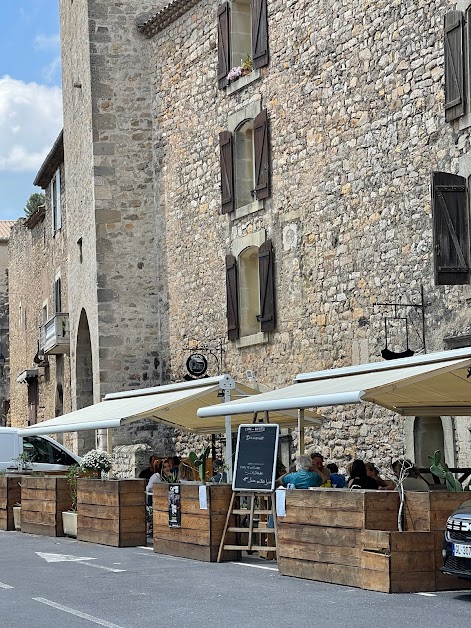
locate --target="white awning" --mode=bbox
[19,375,322,436]
[197,348,471,418]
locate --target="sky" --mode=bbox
[0,1,63,221]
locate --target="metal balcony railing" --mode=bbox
[39,313,70,355]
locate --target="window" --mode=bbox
[27,378,38,425]
[218,0,268,89]
[51,167,62,234]
[23,436,76,465]
[225,237,276,341]
[431,171,470,284]
[219,108,270,214]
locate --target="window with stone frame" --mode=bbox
[51,167,62,234]
[217,0,268,89]
[219,108,270,215]
[225,237,276,344]
[431,171,470,285]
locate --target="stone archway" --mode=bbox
[75,309,95,454]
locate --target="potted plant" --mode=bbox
[62,463,80,537]
[79,449,112,477]
[189,446,211,483]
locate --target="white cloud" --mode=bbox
[0,75,62,173]
[42,56,62,84]
[34,33,61,50]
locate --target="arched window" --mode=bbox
[414,416,445,467]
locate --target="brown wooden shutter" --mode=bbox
[444,11,465,122]
[226,254,240,340]
[218,3,230,89]
[28,378,39,425]
[219,131,234,214]
[253,109,270,200]
[252,0,269,69]
[432,171,470,285]
[258,240,276,332]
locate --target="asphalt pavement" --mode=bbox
[1,530,471,628]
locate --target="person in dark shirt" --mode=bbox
[326,462,346,488]
[347,459,378,489]
[139,455,157,480]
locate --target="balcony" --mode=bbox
[40,313,70,355]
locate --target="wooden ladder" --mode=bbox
[217,491,278,563]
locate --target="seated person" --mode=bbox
[278,454,323,489]
[139,454,157,480]
[365,462,395,489]
[170,455,180,476]
[392,459,430,491]
[326,462,346,488]
[178,459,201,484]
[145,459,163,505]
[209,459,227,483]
[347,459,379,489]
[310,452,331,486]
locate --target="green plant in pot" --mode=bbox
[67,464,80,512]
[428,450,463,491]
[189,446,211,483]
[79,449,112,478]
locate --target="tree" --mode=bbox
[24,192,45,217]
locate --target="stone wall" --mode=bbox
[146,0,471,468]
[0,238,10,426]
[8,164,71,432]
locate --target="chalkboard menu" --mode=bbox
[233,424,279,492]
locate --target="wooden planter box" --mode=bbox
[77,478,146,547]
[0,476,21,531]
[153,484,239,562]
[277,488,471,593]
[404,491,471,591]
[21,476,72,536]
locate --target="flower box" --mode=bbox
[77,478,146,547]
[152,484,239,562]
[0,476,21,531]
[21,476,72,536]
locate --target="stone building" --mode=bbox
[8,133,73,445]
[0,221,15,426]
[10,0,471,471]
[135,0,471,470]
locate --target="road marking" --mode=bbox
[33,598,124,628]
[76,562,126,573]
[36,552,97,563]
[415,592,437,597]
[235,562,278,571]
[0,582,14,589]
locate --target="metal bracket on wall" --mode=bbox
[375,285,427,358]
[182,338,225,376]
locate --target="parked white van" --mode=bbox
[0,427,80,472]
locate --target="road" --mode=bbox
[1,530,471,628]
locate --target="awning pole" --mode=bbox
[297,409,305,455]
[106,428,113,455]
[224,387,233,483]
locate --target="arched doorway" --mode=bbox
[75,309,95,455]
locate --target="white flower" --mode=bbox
[80,449,112,473]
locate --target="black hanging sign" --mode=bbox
[233,424,279,492]
[168,484,181,528]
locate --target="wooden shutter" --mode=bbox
[28,379,39,426]
[253,109,270,200]
[252,0,268,69]
[258,240,276,332]
[226,254,240,340]
[432,171,470,285]
[218,3,230,89]
[444,11,465,122]
[56,168,62,231]
[219,131,234,214]
[54,278,62,314]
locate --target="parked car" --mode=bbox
[442,500,471,580]
[0,427,80,472]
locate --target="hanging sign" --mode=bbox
[233,424,279,492]
[186,353,208,377]
[168,484,181,528]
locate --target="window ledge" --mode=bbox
[225,69,261,95]
[232,199,264,220]
[459,113,471,131]
[235,332,268,348]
